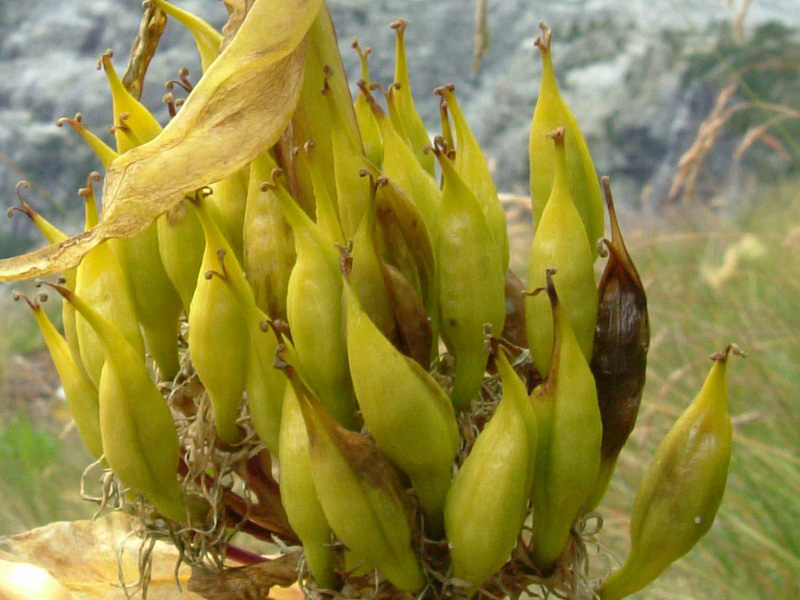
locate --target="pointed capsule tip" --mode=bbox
[77,172,101,199]
[433,83,456,98]
[390,19,408,34]
[37,279,72,301]
[12,290,36,310]
[96,49,114,71]
[711,344,747,362]
[8,181,35,220]
[535,23,552,54]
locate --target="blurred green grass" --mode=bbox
[0,292,94,536]
[0,181,797,598]
[599,179,800,599]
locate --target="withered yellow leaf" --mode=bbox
[0,0,323,282]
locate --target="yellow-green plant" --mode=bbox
[0,2,740,599]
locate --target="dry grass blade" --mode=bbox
[122,3,168,100]
[471,0,490,75]
[667,82,739,203]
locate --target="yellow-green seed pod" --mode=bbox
[301,140,345,247]
[74,187,144,388]
[15,292,102,460]
[324,73,372,239]
[343,275,458,534]
[349,181,397,342]
[157,198,205,312]
[290,4,362,214]
[49,284,187,523]
[529,24,604,259]
[206,168,250,264]
[150,0,222,72]
[210,247,286,456]
[530,271,601,574]
[244,150,295,321]
[389,19,434,177]
[56,114,118,168]
[99,50,183,379]
[271,171,356,429]
[367,166,436,307]
[434,144,505,409]
[188,197,249,445]
[278,348,426,594]
[445,346,537,590]
[435,84,509,272]
[59,112,193,345]
[362,81,440,248]
[598,345,739,600]
[526,127,597,376]
[98,50,161,153]
[278,383,338,590]
[7,182,90,385]
[360,160,438,353]
[351,39,383,167]
[120,221,183,379]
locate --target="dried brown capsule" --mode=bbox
[587,177,650,510]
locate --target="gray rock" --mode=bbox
[0,0,797,255]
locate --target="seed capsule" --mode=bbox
[56,114,118,168]
[100,51,183,379]
[389,19,434,177]
[349,178,397,342]
[586,177,650,511]
[351,39,383,167]
[15,292,102,459]
[209,246,286,455]
[436,84,509,272]
[526,127,597,376]
[279,383,338,589]
[343,273,458,534]
[435,142,505,409]
[277,346,427,593]
[74,181,144,388]
[445,345,537,589]
[530,270,601,574]
[243,151,296,321]
[7,183,90,384]
[290,6,362,214]
[598,345,740,600]
[362,81,440,245]
[272,171,357,429]
[188,196,249,445]
[529,23,604,259]
[48,283,187,523]
[324,70,372,239]
[157,199,205,312]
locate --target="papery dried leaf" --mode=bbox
[0,513,202,599]
[0,0,323,282]
[189,556,302,600]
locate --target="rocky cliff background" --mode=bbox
[0,0,798,255]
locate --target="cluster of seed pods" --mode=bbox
[5,2,738,599]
